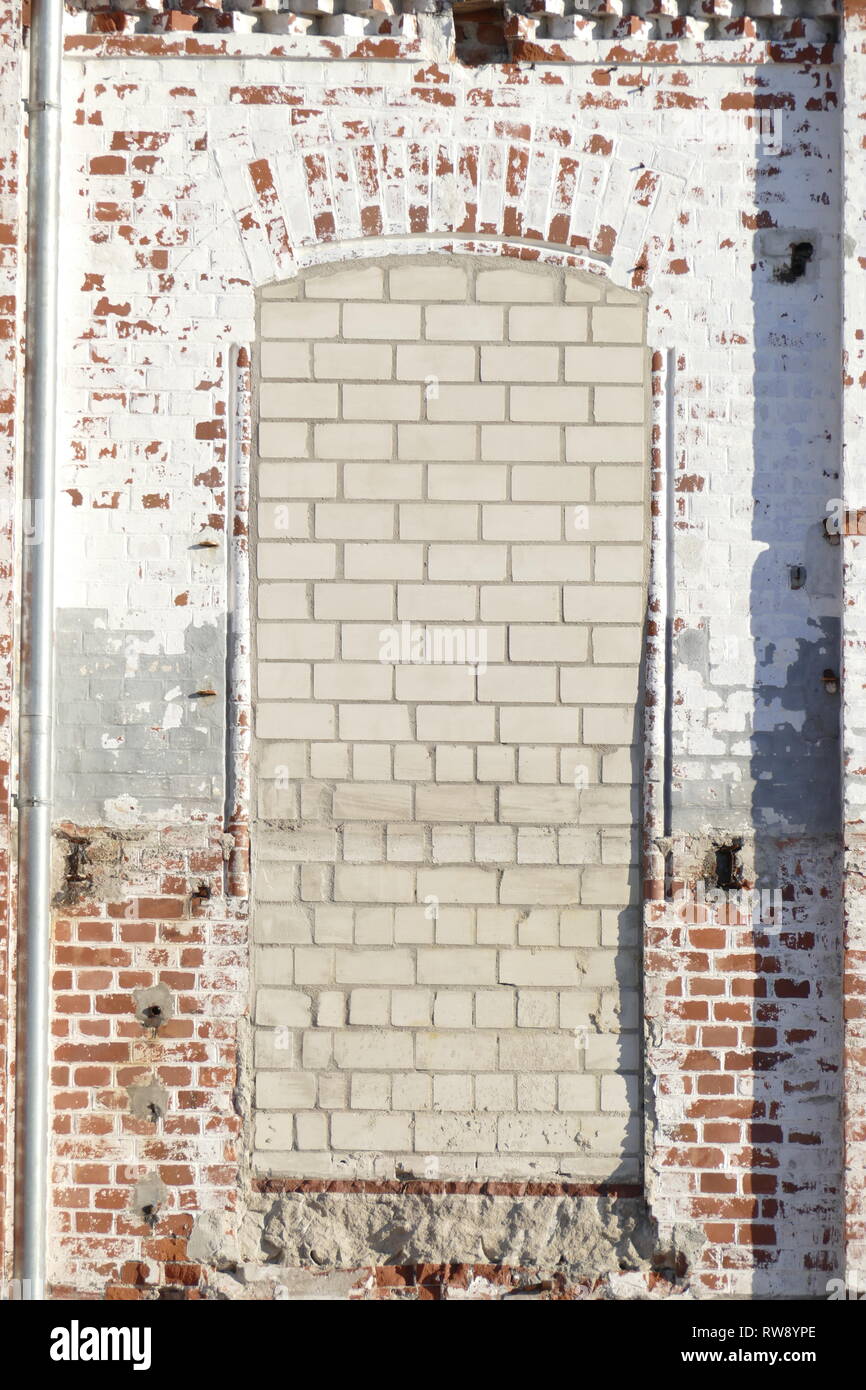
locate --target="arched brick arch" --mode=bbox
[215,127,692,292]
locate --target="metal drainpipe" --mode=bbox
[13,0,63,1300]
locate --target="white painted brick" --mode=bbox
[256,989,312,1027]
[339,704,413,741]
[428,463,506,501]
[565,426,646,463]
[594,466,645,503]
[343,384,421,421]
[509,386,589,423]
[563,278,605,304]
[314,342,393,380]
[336,949,415,984]
[397,584,477,620]
[594,546,645,584]
[508,626,589,662]
[334,865,415,904]
[398,423,476,460]
[427,385,505,422]
[481,504,560,542]
[258,542,335,580]
[565,346,645,383]
[399,503,478,541]
[314,664,393,701]
[306,265,384,299]
[564,584,645,623]
[593,626,644,664]
[391,990,433,1027]
[499,706,580,744]
[477,666,557,704]
[425,304,504,341]
[416,867,497,904]
[390,265,468,299]
[344,543,423,580]
[561,666,640,705]
[417,949,497,984]
[481,425,560,461]
[428,544,506,581]
[260,382,338,420]
[594,385,646,424]
[260,462,335,498]
[257,663,311,699]
[395,665,477,702]
[344,463,423,499]
[261,301,340,339]
[315,502,394,539]
[331,1114,411,1150]
[343,303,420,340]
[257,581,311,619]
[396,344,476,381]
[480,586,561,622]
[415,1032,498,1071]
[500,787,579,824]
[258,622,335,660]
[415,1115,497,1151]
[509,306,588,342]
[261,342,311,379]
[477,268,556,302]
[259,422,309,459]
[591,306,644,343]
[416,705,496,743]
[315,423,392,459]
[314,583,394,619]
[582,706,638,745]
[257,703,335,741]
[481,345,559,381]
[416,785,495,822]
[511,546,590,583]
[258,501,311,539]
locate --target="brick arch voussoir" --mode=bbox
[220,135,692,297]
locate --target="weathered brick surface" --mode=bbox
[0,9,854,1298]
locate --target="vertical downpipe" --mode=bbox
[224,346,252,899]
[13,0,63,1299]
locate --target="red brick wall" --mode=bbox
[50,826,248,1298]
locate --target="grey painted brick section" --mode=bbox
[252,257,649,1180]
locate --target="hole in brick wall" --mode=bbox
[774,241,813,284]
[789,564,807,590]
[55,834,94,906]
[128,1081,169,1126]
[133,1174,167,1231]
[453,0,508,65]
[713,841,743,891]
[133,983,175,1032]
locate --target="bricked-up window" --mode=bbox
[251,257,649,1182]
[453,0,509,65]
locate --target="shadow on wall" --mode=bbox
[747,68,843,1295]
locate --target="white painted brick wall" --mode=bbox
[41,44,846,1293]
